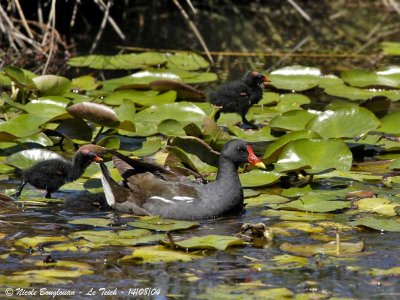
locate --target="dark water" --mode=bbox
[2,1,400,299]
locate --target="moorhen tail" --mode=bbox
[15,146,103,199]
[100,139,266,220]
[208,71,269,129]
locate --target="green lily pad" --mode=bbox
[351,216,400,232]
[274,93,311,112]
[131,136,163,156]
[68,218,114,227]
[149,80,204,99]
[165,52,209,70]
[367,266,400,276]
[162,235,246,251]
[0,114,48,139]
[115,99,136,132]
[355,198,399,216]
[135,102,206,125]
[261,209,334,221]
[273,198,351,213]
[128,216,199,231]
[323,82,400,101]
[269,110,316,131]
[71,75,101,91]
[377,111,400,134]
[32,75,71,96]
[3,65,37,89]
[239,170,281,187]
[228,126,276,142]
[15,236,69,248]
[5,149,64,170]
[14,268,93,278]
[305,107,381,139]
[18,132,53,147]
[341,67,400,89]
[104,89,177,106]
[389,159,400,170]
[275,138,353,174]
[381,42,400,56]
[158,119,186,136]
[269,66,322,91]
[280,240,364,257]
[263,130,320,161]
[24,96,69,121]
[245,194,290,207]
[121,245,200,263]
[68,229,160,246]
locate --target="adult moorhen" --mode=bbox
[15,146,103,198]
[100,139,266,220]
[208,70,269,129]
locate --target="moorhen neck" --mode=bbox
[15,147,103,199]
[100,139,266,220]
[208,70,269,128]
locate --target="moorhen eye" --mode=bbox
[208,70,269,129]
[100,139,265,220]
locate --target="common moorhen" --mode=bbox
[208,71,269,128]
[15,146,103,198]
[100,139,266,220]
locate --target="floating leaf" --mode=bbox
[341,67,400,89]
[0,114,48,139]
[162,235,246,251]
[377,111,400,134]
[274,93,311,112]
[269,110,316,131]
[367,266,400,276]
[128,216,199,231]
[273,198,351,213]
[306,107,381,139]
[18,132,53,147]
[280,240,364,257]
[149,80,204,99]
[355,198,399,216]
[351,216,400,232]
[135,102,206,125]
[261,209,333,221]
[96,135,121,150]
[239,170,281,187]
[24,96,69,121]
[71,75,101,91]
[158,119,186,136]
[68,217,114,227]
[245,194,290,207]
[14,268,93,278]
[165,52,209,70]
[3,65,36,89]
[5,149,64,170]
[323,82,400,101]
[32,75,71,96]
[67,102,119,127]
[121,245,200,263]
[269,66,322,91]
[15,236,69,248]
[131,136,162,156]
[228,126,276,142]
[103,90,176,106]
[275,138,353,174]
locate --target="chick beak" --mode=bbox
[246,145,266,169]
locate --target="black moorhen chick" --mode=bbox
[100,139,266,220]
[15,146,103,198]
[208,71,269,128]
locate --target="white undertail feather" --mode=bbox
[101,174,115,206]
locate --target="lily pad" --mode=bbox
[165,52,209,70]
[273,198,351,213]
[149,80,204,99]
[18,132,53,147]
[245,194,290,207]
[15,236,69,248]
[341,67,400,89]
[158,119,186,136]
[323,82,400,101]
[228,126,276,142]
[161,235,246,251]
[269,66,321,91]
[71,75,102,91]
[32,75,71,96]
[274,93,311,112]
[131,136,162,156]
[275,138,353,174]
[24,96,69,121]
[128,216,199,231]
[5,149,64,170]
[269,110,316,131]
[68,218,114,227]
[355,197,399,216]
[351,216,400,232]
[135,102,206,125]
[0,114,48,139]
[239,170,281,187]
[381,42,400,56]
[103,89,177,106]
[121,245,200,263]
[280,240,364,257]
[55,118,93,141]
[377,111,400,134]
[305,107,381,139]
[3,65,36,89]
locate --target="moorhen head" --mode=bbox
[15,146,103,199]
[100,139,266,220]
[208,70,269,129]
